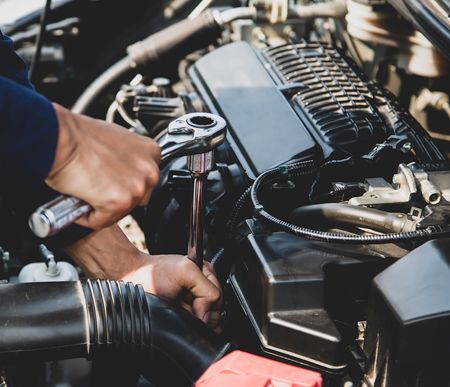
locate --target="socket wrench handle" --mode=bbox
[29,113,227,238]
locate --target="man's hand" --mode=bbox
[46,104,161,229]
[122,255,222,332]
[65,224,222,332]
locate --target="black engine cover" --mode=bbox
[364,239,450,386]
[229,220,392,374]
[190,42,317,178]
[189,41,444,179]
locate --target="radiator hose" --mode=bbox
[0,279,231,384]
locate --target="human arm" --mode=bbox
[65,224,222,332]
[1,31,161,232]
[46,103,161,229]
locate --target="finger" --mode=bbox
[150,142,162,165]
[75,209,121,230]
[202,310,222,332]
[202,262,221,292]
[203,260,217,276]
[138,163,160,207]
[202,262,223,309]
[179,260,222,322]
[181,289,194,305]
[138,185,154,207]
[179,299,194,315]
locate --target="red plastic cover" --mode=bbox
[196,350,323,387]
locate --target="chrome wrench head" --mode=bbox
[160,113,227,163]
[29,112,227,238]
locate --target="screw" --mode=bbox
[402,142,412,153]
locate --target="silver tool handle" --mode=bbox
[29,196,91,238]
[29,112,227,238]
[28,143,177,238]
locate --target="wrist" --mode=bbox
[47,103,80,179]
[65,224,144,280]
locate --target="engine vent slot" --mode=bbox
[263,42,387,154]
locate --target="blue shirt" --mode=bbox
[0,32,58,185]
[0,31,89,246]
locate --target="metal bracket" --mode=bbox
[349,164,417,206]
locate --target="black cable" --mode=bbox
[29,0,52,82]
[226,185,252,236]
[250,161,450,244]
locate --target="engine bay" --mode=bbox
[1,0,450,386]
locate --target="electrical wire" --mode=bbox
[29,0,52,82]
[249,161,450,244]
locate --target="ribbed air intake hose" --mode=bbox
[0,279,231,384]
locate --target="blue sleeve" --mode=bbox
[0,30,58,185]
[0,75,58,186]
[0,31,34,89]
[0,30,91,246]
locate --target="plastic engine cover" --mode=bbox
[189,41,443,179]
[364,238,450,386]
[229,221,393,374]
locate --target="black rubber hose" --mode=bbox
[0,279,231,384]
[225,160,316,237]
[29,0,52,82]
[72,8,256,114]
[126,10,223,69]
[250,161,450,244]
[72,12,221,114]
[290,203,417,234]
[71,57,132,114]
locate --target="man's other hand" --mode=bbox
[122,255,222,333]
[66,224,223,332]
[46,103,161,229]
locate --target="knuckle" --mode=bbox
[144,163,160,186]
[208,286,222,302]
[147,141,162,161]
[109,190,133,212]
[129,179,146,199]
[122,195,134,210]
[181,257,196,270]
[148,173,160,189]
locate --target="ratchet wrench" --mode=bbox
[29,113,226,239]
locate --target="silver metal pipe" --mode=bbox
[186,150,214,269]
[187,175,206,268]
[29,113,226,239]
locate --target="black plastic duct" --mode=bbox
[0,279,231,384]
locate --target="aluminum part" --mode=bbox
[349,164,450,209]
[349,164,417,206]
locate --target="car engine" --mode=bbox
[1,0,450,386]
